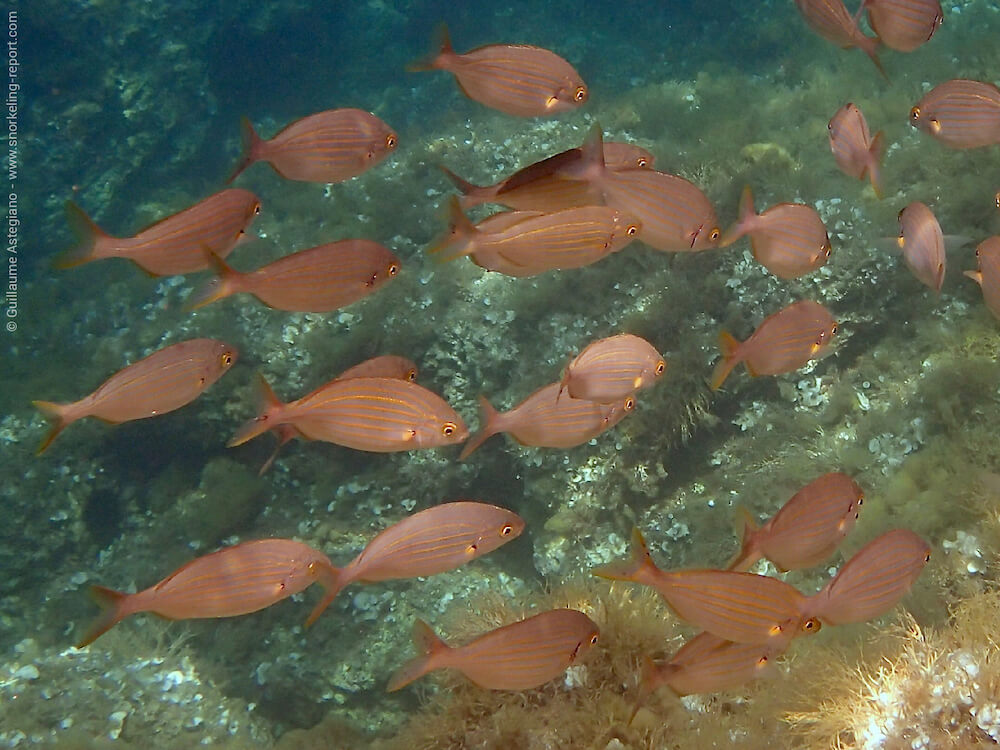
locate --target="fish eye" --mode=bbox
[924,552,931,562]
[802,617,822,633]
[388,263,399,276]
[624,397,635,411]
[441,421,457,437]
[405,368,417,381]
[909,106,921,123]
[253,202,261,215]
[709,227,721,242]
[636,157,648,168]
[307,561,319,574]
[500,524,514,537]
[757,655,769,667]
[221,353,234,367]
[574,86,588,102]
[590,633,599,645]
[857,494,864,505]
[994,192,999,209]
[822,242,832,258]
[626,224,639,237]
[831,324,839,335]
[655,360,666,376]
[386,133,397,149]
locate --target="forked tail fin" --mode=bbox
[407,23,455,73]
[32,400,71,455]
[458,395,502,460]
[54,202,114,269]
[709,331,742,390]
[226,117,264,184]
[227,374,286,447]
[303,563,346,629]
[76,585,129,648]
[386,619,450,692]
[726,505,761,572]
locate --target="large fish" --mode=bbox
[728,472,864,572]
[559,333,666,403]
[910,80,1000,149]
[33,339,237,454]
[793,0,886,77]
[187,240,400,312]
[303,502,525,626]
[828,102,884,198]
[388,609,600,691]
[711,300,838,390]
[721,186,831,279]
[76,539,337,647]
[229,375,467,453]
[858,0,943,52]
[227,109,397,183]
[410,25,587,118]
[896,201,945,292]
[964,236,1000,320]
[57,190,260,276]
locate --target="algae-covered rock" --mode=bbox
[172,457,267,548]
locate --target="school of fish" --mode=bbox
[39,1,999,721]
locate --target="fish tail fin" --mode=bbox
[710,331,742,390]
[227,117,262,184]
[427,195,478,261]
[858,35,888,82]
[76,585,129,648]
[458,395,502,460]
[387,619,449,692]
[593,527,659,584]
[726,505,761,572]
[55,201,113,270]
[438,164,489,209]
[303,564,346,629]
[407,22,454,72]
[866,132,885,199]
[227,374,286,447]
[31,400,72,455]
[186,250,239,311]
[720,185,755,247]
[258,425,297,475]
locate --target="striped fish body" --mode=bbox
[650,632,783,697]
[910,79,1000,149]
[335,355,417,382]
[60,190,260,275]
[389,610,599,691]
[828,103,884,197]
[864,0,942,52]
[793,0,884,74]
[601,168,720,252]
[806,529,930,626]
[230,109,397,183]
[897,202,945,292]
[561,333,666,403]
[965,236,1000,319]
[275,377,467,453]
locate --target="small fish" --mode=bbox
[910,80,1000,149]
[559,334,666,403]
[728,472,864,573]
[187,240,400,312]
[259,356,419,474]
[711,301,838,390]
[304,502,525,626]
[459,383,634,460]
[430,197,639,273]
[388,609,599,691]
[33,339,237,454]
[896,201,945,292]
[57,190,260,275]
[229,375,467,453]
[805,529,930,626]
[409,25,587,118]
[594,528,821,645]
[793,0,886,77]
[858,0,943,52]
[828,103,884,198]
[600,168,721,252]
[964,236,1000,320]
[76,539,337,647]
[721,186,831,279]
[227,109,397,183]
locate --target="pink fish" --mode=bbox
[964,236,1000,320]
[559,334,666,403]
[711,301,838,390]
[896,202,945,292]
[857,0,943,52]
[910,80,1000,150]
[828,103,884,198]
[721,186,831,279]
[793,0,886,77]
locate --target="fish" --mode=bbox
[805,529,931,626]
[828,102,884,198]
[896,202,945,292]
[409,25,587,118]
[387,609,600,691]
[228,374,468,453]
[227,109,397,183]
[440,139,653,212]
[964,236,1000,320]
[430,197,639,273]
[33,339,237,454]
[56,189,260,275]
[459,383,634,460]
[857,0,943,52]
[303,502,525,626]
[558,334,666,403]
[75,539,337,647]
[793,0,886,77]
[910,80,1000,149]
[187,240,401,312]
[259,356,419,475]
[720,186,832,279]
[728,472,864,572]
[710,300,838,390]
[594,528,820,645]
[600,167,721,252]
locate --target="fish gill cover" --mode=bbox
[2,0,1000,748]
